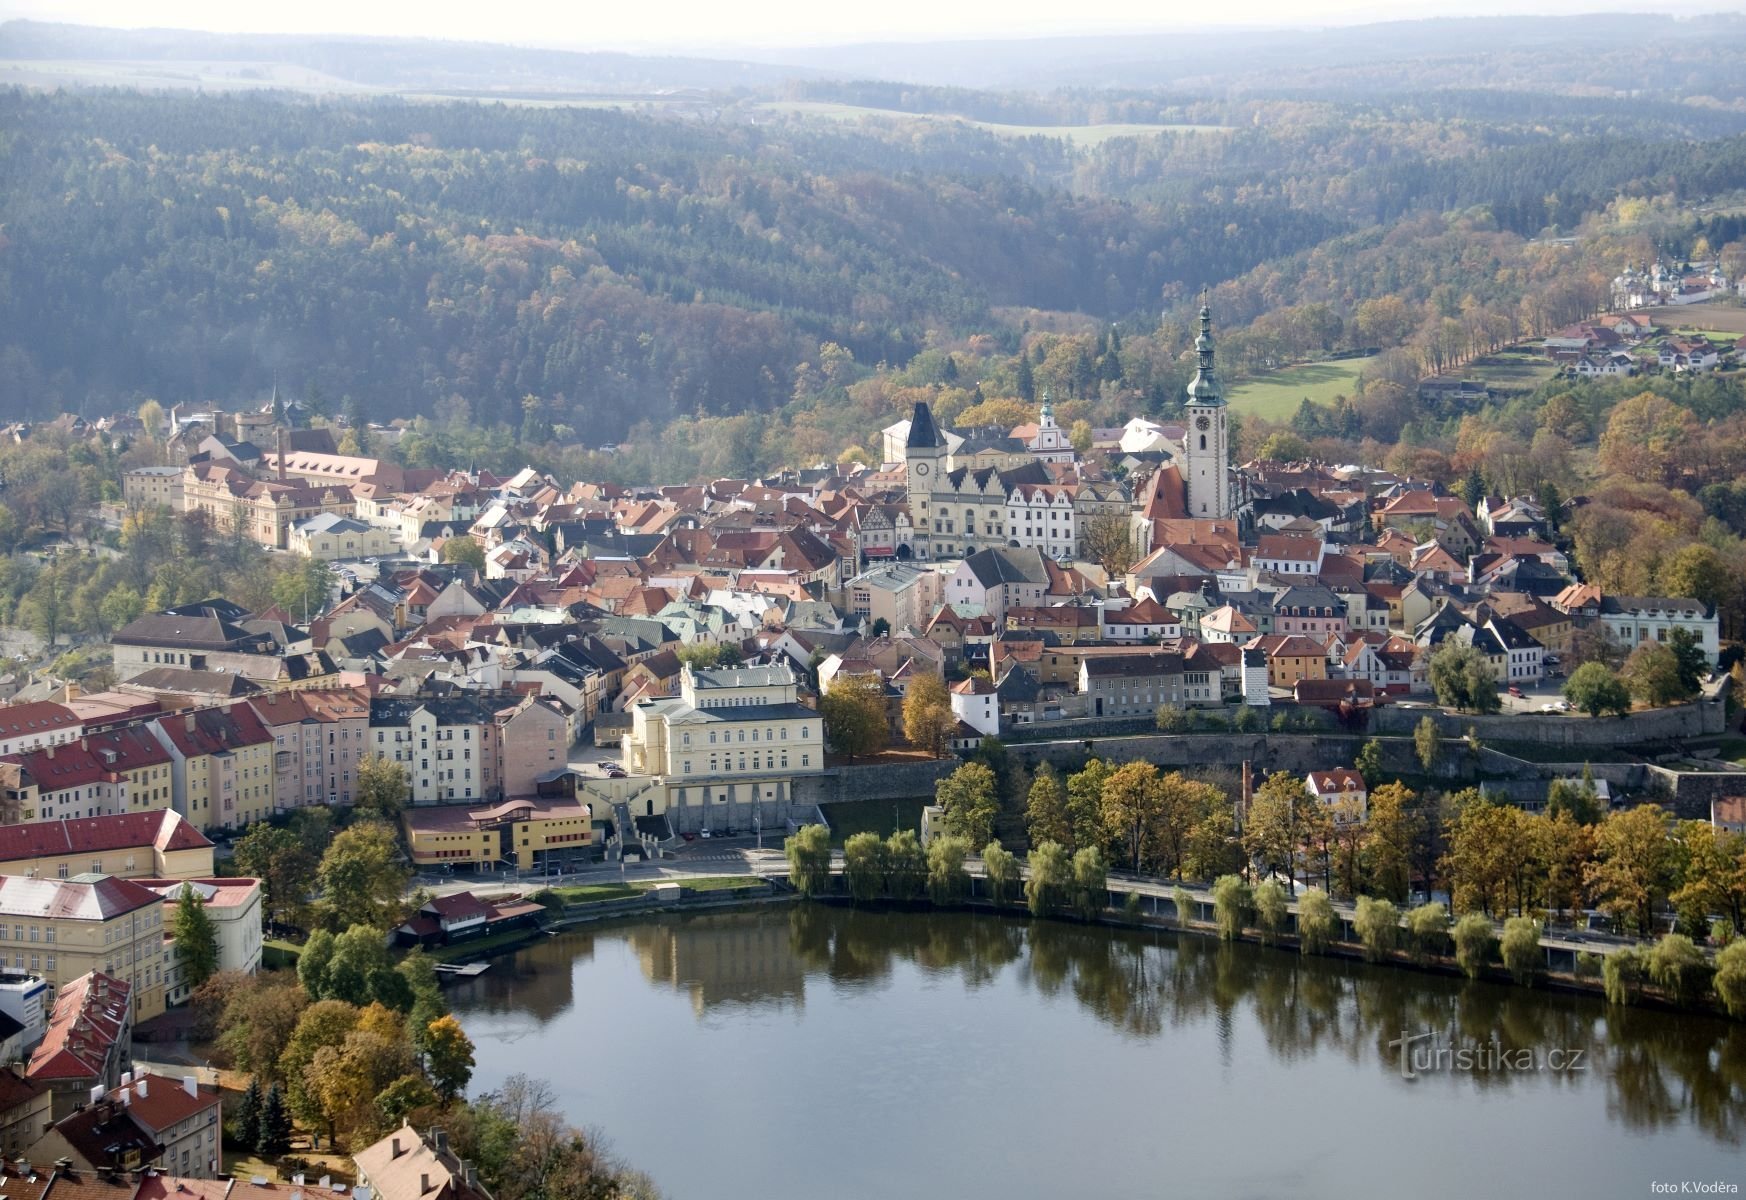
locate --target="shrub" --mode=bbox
[1575,951,1602,978]
[1714,941,1746,1017]
[1452,914,1495,980]
[1296,888,1336,955]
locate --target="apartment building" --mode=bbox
[0,812,214,883]
[26,972,134,1119]
[151,708,275,833]
[0,877,165,1022]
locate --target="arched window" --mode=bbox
[1199,434,1207,450]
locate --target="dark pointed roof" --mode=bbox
[1186,303,1224,407]
[906,402,945,450]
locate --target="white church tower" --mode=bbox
[1183,302,1232,519]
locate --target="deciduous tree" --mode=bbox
[784,824,833,897]
[902,671,954,758]
[820,673,889,761]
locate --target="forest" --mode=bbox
[6,69,1746,456]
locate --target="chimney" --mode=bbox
[277,429,288,483]
[182,1074,197,1098]
[80,736,88,751]
[420,1176,430,1196]
[390,1137,402,1160]
[136,1077,147,1098]
[185,713,196,734]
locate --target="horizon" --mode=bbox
[0,1,1739,56]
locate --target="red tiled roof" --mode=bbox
[28,972,130,1083]
[0,702,80,742]
[0,810,210,864]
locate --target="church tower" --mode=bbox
[1183,303,1231,519]
[905,400,947,558]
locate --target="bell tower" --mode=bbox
[905,400,947,559]
[1183,302,1230,519]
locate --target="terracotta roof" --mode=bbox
[28,972,130,1083]
[0,702,80,742]
[0,811,209,864]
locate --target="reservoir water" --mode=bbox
[448,906,1745,1200]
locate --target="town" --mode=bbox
[0,296,1731,1174]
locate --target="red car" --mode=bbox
[1507,685,1523,698]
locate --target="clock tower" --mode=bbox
[904,400,947,559]
[1183,303,1231,520]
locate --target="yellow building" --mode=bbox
[152,707,277,833]
[0,727,176,824]
[402,797,593,872]
[0,876,166,1021]
[0,811,214,882]
[288,513,398,562]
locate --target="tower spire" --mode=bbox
[1187,296,1222,406]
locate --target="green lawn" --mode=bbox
[1226,356,1378,420]
[674,875,768,892]
[1467,351,1559,389]
[820,798,928,845]
[541,881,643,905]
[263,939,302,969]
[1710,736,1746,766]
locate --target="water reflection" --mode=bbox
[471,906,1746,1145]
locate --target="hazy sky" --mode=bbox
[0,0,1732,52]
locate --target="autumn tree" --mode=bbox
[355,755,411,822]
[234,822,318,931]
[1080,514,1136,575]
[1564,661,1633,718]
[902,671,954,758]
[1099,760,1165,873]
[1242,771,1315,892]
[440,538,486,571]
[935,761,998,848]
[784,824,832,897]
[1025,762,1071,849]
[1597,392,1698,486]
[1586,805,1676,936]
[820,673,889,761]
[423,1015,477,1102]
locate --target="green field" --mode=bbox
[1226,356,1378,420]
[1466,350,1559,389]
[820,798,929,845]
[756,102,1226,146]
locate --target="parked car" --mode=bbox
[1508,685,1523,697]
[699,828,711,839]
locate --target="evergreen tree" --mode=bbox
[1015,357,1035,402]
[256,1083,293,1157]
[173,886,220,989]
[235,1077,263,1150]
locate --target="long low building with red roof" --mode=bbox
[0,812,213,883]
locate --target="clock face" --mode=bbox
[1195,415,1212,431]
[914,462,930,477]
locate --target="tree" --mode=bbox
[355,755,411,822]
[842,831,887,903]
[235,823,318,931]
[1099,760,1164,873]
[925,834,970,906]
[1242,771,1314,892]
[982,841,1019,906]
[306,1024,416,1143]
[1414,716,1442,773]
[1252,878,1289,944]
[1172,885,1196,929]
[1025,840,1071,917]
[820,673,889,761]
[1064,758,1110,852]
[270,555,335,622]
[1564,661,1633,717]
[902,671,954,758]
[375,1074,439,1129]
[1406,901,1448,964]
[173,886,220,989]
[423,1014,477,1102]
[217,974,309,1081]
[1586,805,1675,936]
[1646,934,1709,1005]
[441,538,486,571]
[280,1000,362,1132]
[1353,739,1385,787]
[1603,944,1646,1006]
[236,1077,264,1150]
[1597,392,1698,485]
[1362,782,1418,901]
[317,822,411,930]
[1451,913,1494,979]
[1025,762,1071,849]
[1211,874,1251,941]
[1622,642,1691,707]
[784,824,832,897]
[1500,917,1543,985]
[1353,896,1399,962]
[1296,888,1336,954]
[299,928,337,999]
[1070,846,1107,921]
[884,830,925,901]
[1069,419,1093,455]
[256,1082,293,1156]
[1427,641,1501,713]
[1666,627,1709,694]
[325,925,402,1008]
[1155,705,1189,733]
[935,761,998,848]
[1080,514,1135,575]
[1670,822,1746,936]
[1714,941,1746,1018]
[98,583,144,634]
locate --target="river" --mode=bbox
[447,906,1745,1200]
